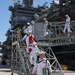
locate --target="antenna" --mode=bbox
[23,0,33,7]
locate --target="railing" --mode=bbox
[34,21,75,38]
[49,21,75,38]
[34,21,75,46]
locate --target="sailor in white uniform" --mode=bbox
[26,23,32,33]
[30,20,35,34]
[32,51,52,75]
[63,14,72,36]
[43,18,49,36]
[29,42,39,66]
[28,36,39,65]
[21,22,32,42]
[23,30,39,66]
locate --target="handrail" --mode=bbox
[50,20,75,24]
[34,21,75,39]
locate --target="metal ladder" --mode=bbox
[11,32,32,75]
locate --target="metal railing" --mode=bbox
[34,21,75,46]
[48,21,75,38]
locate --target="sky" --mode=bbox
[0,0,58,42]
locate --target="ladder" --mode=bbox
[11,32,32,75]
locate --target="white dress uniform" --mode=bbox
[26,25,32,33]
[22,23,32,39]
[44,20,49,36]
[21,24,32,45]
[31,20,35,34]
[63,15,72,34]
[26,33,39,65]
[29,45,39,65]
[32,58,52,75]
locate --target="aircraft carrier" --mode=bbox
[0,0,75,75]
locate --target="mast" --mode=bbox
[23,0,33,7]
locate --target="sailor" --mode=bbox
[29,42,39,66]
[63,14,72,36]
[21,22,38,66]
[21,30,32,53]
[26,22,32,33]
[30,20,35,34]
[21,22,33,50]
[25,30,39,66]
[43,18,49,36]
[21,22,32,41]
[22,23,32,35]
[32,51,52,75]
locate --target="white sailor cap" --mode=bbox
[27,22,30,25]
[39,51,46,54]
[65,14,69,17]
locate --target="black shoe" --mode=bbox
[31,64,34,67]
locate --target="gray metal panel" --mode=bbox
[34,22,48,41]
